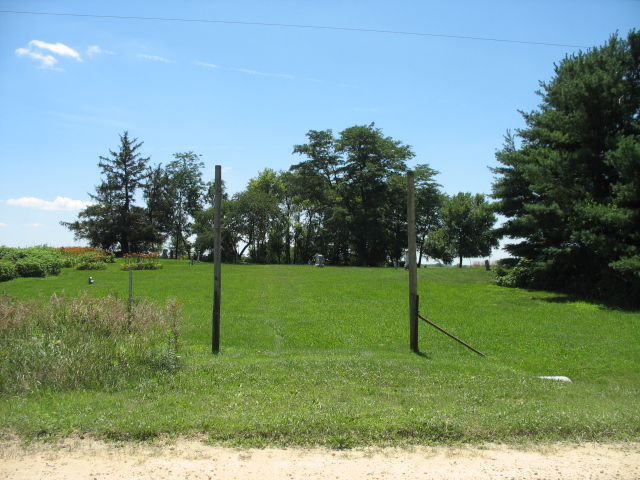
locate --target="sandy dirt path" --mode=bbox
[1,439,639,479]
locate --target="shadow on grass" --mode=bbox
[413,351,432,360]
[530,291,640,313]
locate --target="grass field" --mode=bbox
[1,261,639,447]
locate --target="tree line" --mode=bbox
[63,125,498,267]
[64,30,639,304]
[62,135,208,260]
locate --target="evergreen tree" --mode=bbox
[491,31,640,302]
[62,132,150,253]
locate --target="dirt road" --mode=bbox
[1,439,639,479]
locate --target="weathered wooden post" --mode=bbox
[128,269,133,313]
[212,165,222,354]
[407,170,419,353]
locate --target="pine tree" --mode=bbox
[62,132,150,253]
[491,31,640,303]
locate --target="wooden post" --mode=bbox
[407,170,419,353]
[212,165,222,354]
[128,269,133,313]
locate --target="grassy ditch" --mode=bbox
[1,261,639,446]
[0,293,180,394]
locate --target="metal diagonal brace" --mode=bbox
[417,312,485,357]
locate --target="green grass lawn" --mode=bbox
[1,261,639,447]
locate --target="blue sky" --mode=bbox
[1,1,638,254]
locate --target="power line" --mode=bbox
[0,9,590,49]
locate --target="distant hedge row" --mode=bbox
[0,247,115,282]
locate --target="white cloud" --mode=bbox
[30,40,81,61]
[15,48,59,69]
[86,45,116,57]
[232,68,294,79]
[195,61,220,68]
[0,223,8,227]
[7,196,94,211]
[233,68,268,76]
[138,54,174,63]
[15,40,81,69]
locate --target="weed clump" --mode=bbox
[0,293,181,395]
[56,247,116,270]
[121,252,163,271]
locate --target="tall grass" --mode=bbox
[0,293,180,394]
[0,261,638,445]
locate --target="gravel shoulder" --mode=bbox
[1,439,639,479]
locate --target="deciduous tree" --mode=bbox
[439,192,498,268]
[292,123,415,265]
[166,152,205,258]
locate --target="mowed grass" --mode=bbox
[1,261,639,447]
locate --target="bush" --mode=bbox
[0,247,30,263]
[56,247,116,268]
[496,257,520,269]
[0,247,64,279]
[0,247,117,281]
[495,258,548,289]
[76,261,107,271]
[121,253,163,271]
[15,257,48,277]
[0,261,17,282]
[495,256,640,308]
[16,252,63,277]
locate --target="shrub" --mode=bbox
[0,247,64,279]
[121,253,163,271]
[56,247,116,268]
[76,261,107,271]
[0,247,119,281]
[16,253,62,277]
[494,256,640,307]
[15,257,48,277]
[0,247,29,263]
[496,257,520,269]
[495,258,539,289]
[0,260,17,282]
